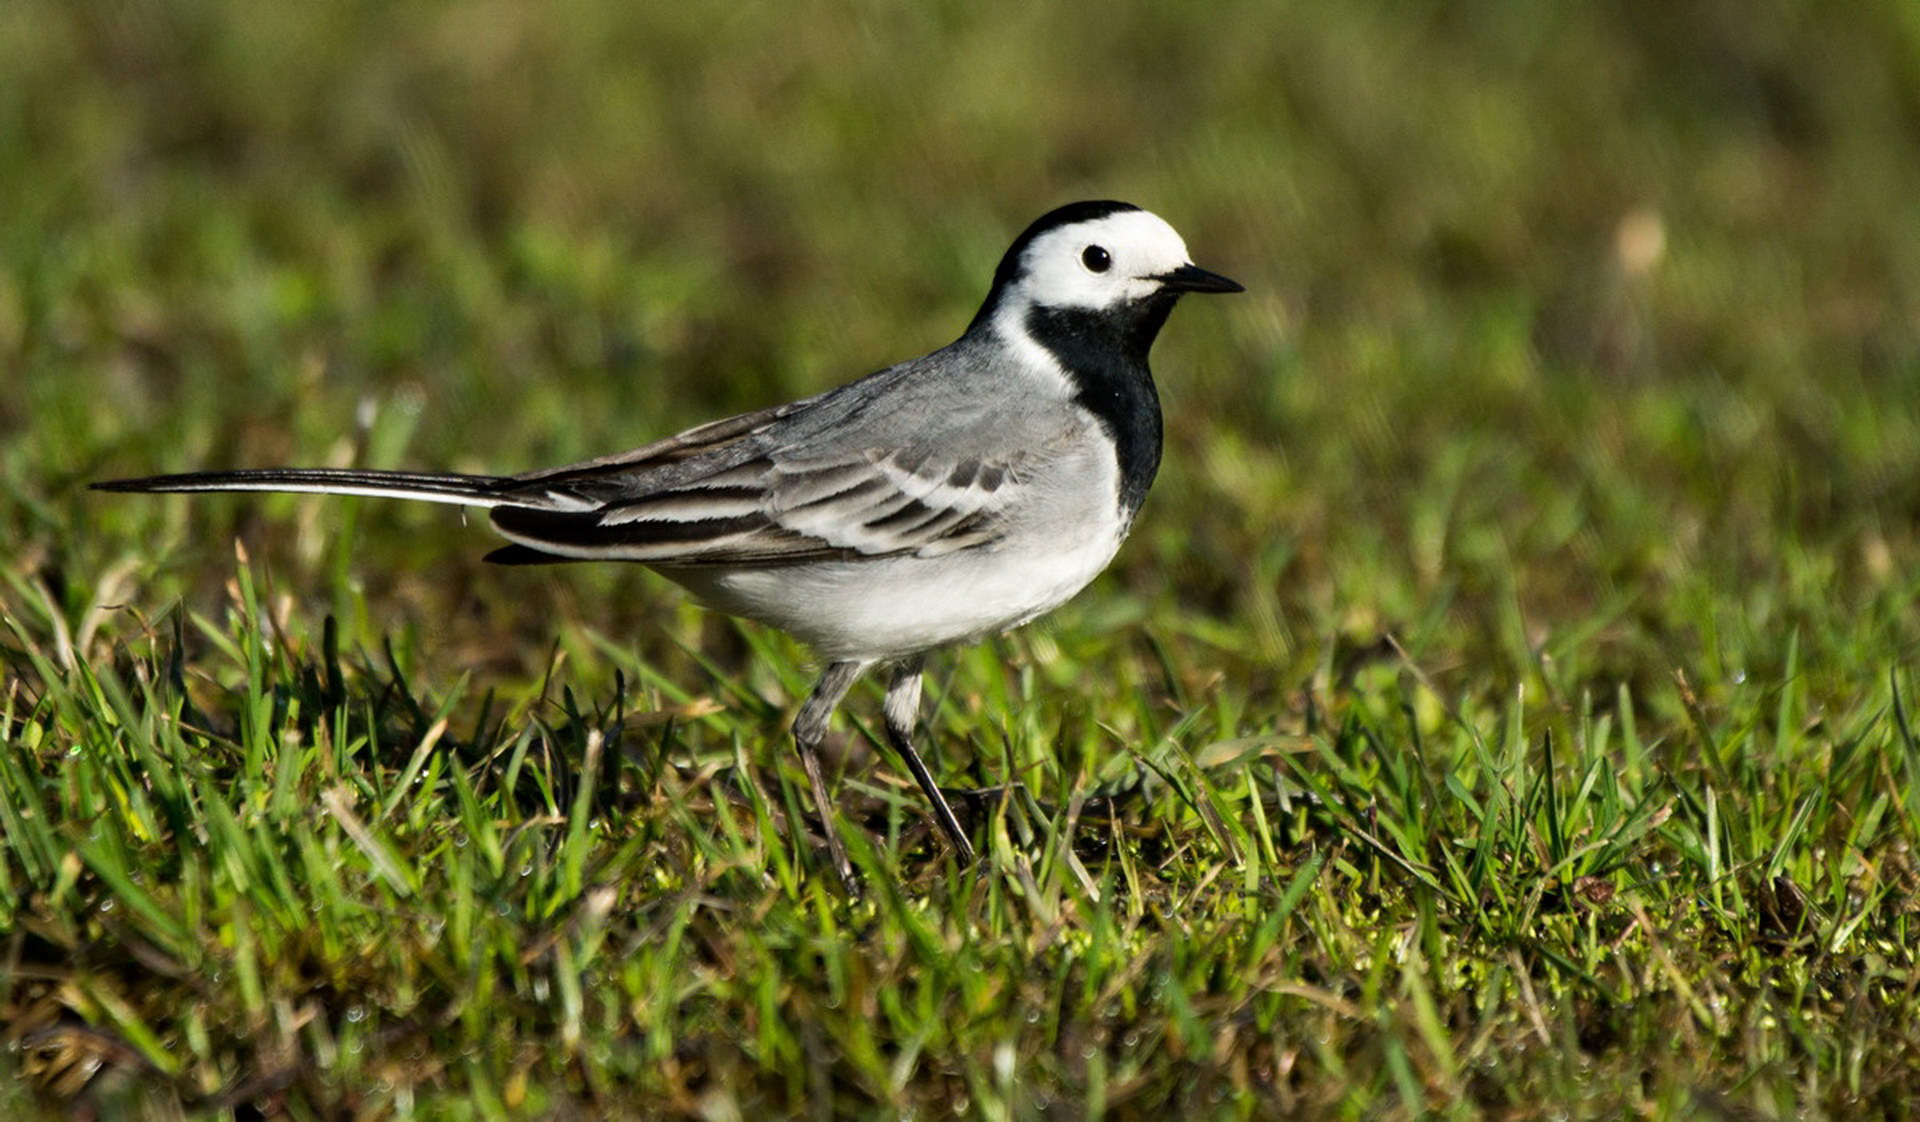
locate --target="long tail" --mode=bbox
[91,467,520,509]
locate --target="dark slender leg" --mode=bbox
[883,657,978,864]
[793,660,869,893]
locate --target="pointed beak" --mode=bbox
[1155,263,1245,294]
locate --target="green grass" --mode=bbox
[4,1,1920,1117]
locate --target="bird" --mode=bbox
[93,200,1244,890]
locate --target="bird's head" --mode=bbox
[969,201,1242,339]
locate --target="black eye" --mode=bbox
[1081,245,1112,273]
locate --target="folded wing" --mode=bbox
[489,445,1019,566]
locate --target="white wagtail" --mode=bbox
[95,200,1243,888]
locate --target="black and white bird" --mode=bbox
[94,200,1243,889]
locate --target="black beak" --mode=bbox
[1155,263,1245,294]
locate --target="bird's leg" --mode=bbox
[883,657,978,865]
[793,660,869,894]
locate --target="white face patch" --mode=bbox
[1001,209,1196,313]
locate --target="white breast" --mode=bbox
[664,521,1125,660]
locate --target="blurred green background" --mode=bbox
[4,1,1920,1115]
[4,0,1918,691]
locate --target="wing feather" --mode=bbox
[480,345,1073,568]
[508,401,801,485]
[489,446,1023,565]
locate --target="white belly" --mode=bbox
[660,526,1125,661]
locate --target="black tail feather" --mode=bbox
[90,467,513,507]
